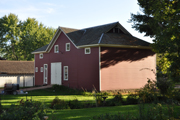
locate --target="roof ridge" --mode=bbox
[81,21,118,30]
[59,26,79,30]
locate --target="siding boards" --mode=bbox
[100,47,156,91]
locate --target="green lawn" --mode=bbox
[0,87,113,108]
[1,86,180,120]
[47,105,139,120]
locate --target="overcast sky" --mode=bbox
[0,0,153,43]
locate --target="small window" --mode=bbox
[41,67,43,72]
[64,66,68,80]
[66,43,70,51]
[39,53,43,59]
[35,67,38,72]
[85,48,91,54]
[54,45,59,53]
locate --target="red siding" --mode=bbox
[35,32,99,90]
[100,47,156,91]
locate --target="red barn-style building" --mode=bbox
[32,22,156,91]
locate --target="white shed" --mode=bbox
[0,61,34,87]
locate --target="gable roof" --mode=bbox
[0,61,34,75]
[32,22,151,54]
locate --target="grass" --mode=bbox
[46,104,180,120]
[1,85,180,120]
[47,105,139,120]
[0,86,114,108]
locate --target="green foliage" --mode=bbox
[129,0,180,83]
[50,97,69,110]
[138,79,158,103]
[0,99,46,120]
[107,92,123,106]
[0,13,56,60]
[68,99,83,109]
[157,77,174,96]
[126,93,139,105]
[93,103,177,120]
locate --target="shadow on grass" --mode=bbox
[47,105,138,120]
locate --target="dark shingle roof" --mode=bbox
[32,22,150,53]
[32,44,49,53]
[101,33,150,46]
[0,61,34,75]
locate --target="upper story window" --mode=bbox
[66,43,70,51]
[54,45,59,53]
[85,48,91,54]
[39,53,43,59]
[35,67,38,72]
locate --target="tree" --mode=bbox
[19,18,56,60]
[0,13,21,60]
[129,0,180,82]
[0,13,56,60]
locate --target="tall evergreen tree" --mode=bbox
[129,0,180,82]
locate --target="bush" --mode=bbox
[0,99,46,120]
[106,92,123,106]
[69,99,83,109]
[126,93,138,105]
[138,79,158,103]
[157,77,174,96]
[50,97,69,109]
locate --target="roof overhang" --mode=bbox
[77,44,152,49]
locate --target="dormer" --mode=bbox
[107,25,124,34]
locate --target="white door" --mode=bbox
[44,64,48,84]
[51,62,62,85]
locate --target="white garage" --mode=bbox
[0,60,34,87]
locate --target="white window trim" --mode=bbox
[41,67,43,72]
[66,43,70,51]
[85,47,91,54]
[35,67,38,72]
[54,45,59,53]
[64,66,68,80]
[44,64,48,84]
[39,53,43,59]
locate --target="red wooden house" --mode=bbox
[32,22,156,91]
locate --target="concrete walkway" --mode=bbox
[0,85,53,93]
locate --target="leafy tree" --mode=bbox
[0,13,56,60]
[129,0,180,82]
[0,13,21,60]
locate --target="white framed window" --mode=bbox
[66,43,70,51]
[35,67,38,72]
[85,48,91,54]
[41,67,43,72]
[54,45,59,53]
[64,66,68,80]
[39,53,43,59]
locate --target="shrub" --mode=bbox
[0,99,46,120]
[69,99,83,109]
[106,92,123,106]
[157,77,174,96]
[126,93,138,105]
[138,79,158,103]
[50,97,69,109]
